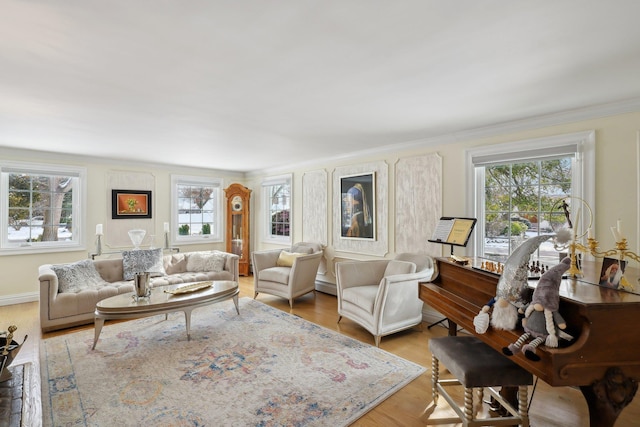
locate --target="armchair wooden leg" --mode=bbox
[289,299,294,309]
[375,335,381,347]
[337,315,342,323]
[254,292,258,299]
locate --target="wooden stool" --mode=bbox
[427,336,532,426]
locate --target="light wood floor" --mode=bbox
[3,276,639,426]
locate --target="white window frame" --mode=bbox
[466,130,596,258]
[262,174,292,245]
[170,175,223,245]
[0,161,87,254]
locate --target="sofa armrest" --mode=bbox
[39,264,59,324]
[289,252,323,289]
[222,252,240,282]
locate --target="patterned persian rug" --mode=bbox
[40,298,425,426]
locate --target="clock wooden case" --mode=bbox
[224,183,251,276]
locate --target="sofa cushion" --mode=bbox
[122,248,166,280]
[51,259,108,293]
[276,251,305,267]
[186,252,225,272]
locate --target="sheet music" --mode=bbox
[431,219,454,242]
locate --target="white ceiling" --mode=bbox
[2,1,640,172]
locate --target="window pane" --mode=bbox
[481,157,573,264]
[6,171,76,246]
[177,184,218,236]
[264,180,291,239]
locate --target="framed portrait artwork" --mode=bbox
[598,257,626,289]
[111,190,152,219]
[340,172,375,239]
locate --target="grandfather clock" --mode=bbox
[225,183,251,276]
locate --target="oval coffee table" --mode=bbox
[92,280,239,349]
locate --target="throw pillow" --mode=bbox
[384,260,416,277]
[52,259,107,293]
[122,248,166,280]
[276,251,306,267]
[165,254,188,275]
[186,252,226,272]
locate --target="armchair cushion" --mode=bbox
[276,251,306,267]
[259,266,292,283]
[342,285,378,313]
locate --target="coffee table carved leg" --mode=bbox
[183,309,193,341]
[233,295,240,315]
[92,317,105,350]
[580,367,638,427]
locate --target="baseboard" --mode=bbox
[0,292,38,307]
[315,281,336,296]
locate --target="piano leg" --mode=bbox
[579,367,638,427]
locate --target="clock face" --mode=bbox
[232,195,243,211]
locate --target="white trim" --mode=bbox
[465,130,596,257]
[0,292,38,307]
[170,174,224,244]
[248,97,640,177]
[261,174,292,245]
[0,160,87,254]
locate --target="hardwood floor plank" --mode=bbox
[3,276,638,426]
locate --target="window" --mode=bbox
[262,174,291,244]
[1,161,86,253]
[466,131,595,264]
[171,175,223,244]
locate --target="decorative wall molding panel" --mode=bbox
[332,161,388,256]
[106,171,155,248]
[395,153,442,255]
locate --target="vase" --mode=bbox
[128,229,146,250]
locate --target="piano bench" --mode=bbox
[427,335,533,427]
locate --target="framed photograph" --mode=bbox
[340,172,375,239]
[599,257,626,289]
[111,190,152,219]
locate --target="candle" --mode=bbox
[572,208,581,240]
[95,224,103,236]
[164,222,170,233]
[617,219,622,236]
[588,228,593,239]
[611,226,621,242]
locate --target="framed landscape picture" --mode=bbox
[112,190,152,219]
[340,172,375,239]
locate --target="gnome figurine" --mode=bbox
[503,256,572,361]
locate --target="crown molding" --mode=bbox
[248,96,640,177]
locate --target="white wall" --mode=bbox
[0,149,243,303]
[250,111,640,278]
[1,110,638,303]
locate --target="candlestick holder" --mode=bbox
[164,231,170,250]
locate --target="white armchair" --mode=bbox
[252,242,324,308]
[336,253,437,346]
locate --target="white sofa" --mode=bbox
[39,250,239,332]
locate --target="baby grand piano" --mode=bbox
[420,257,640,427]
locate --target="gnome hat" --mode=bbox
[531,257,571,311]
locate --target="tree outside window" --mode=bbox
[2,162,84,252]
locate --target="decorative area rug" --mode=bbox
[40,298,425,426]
